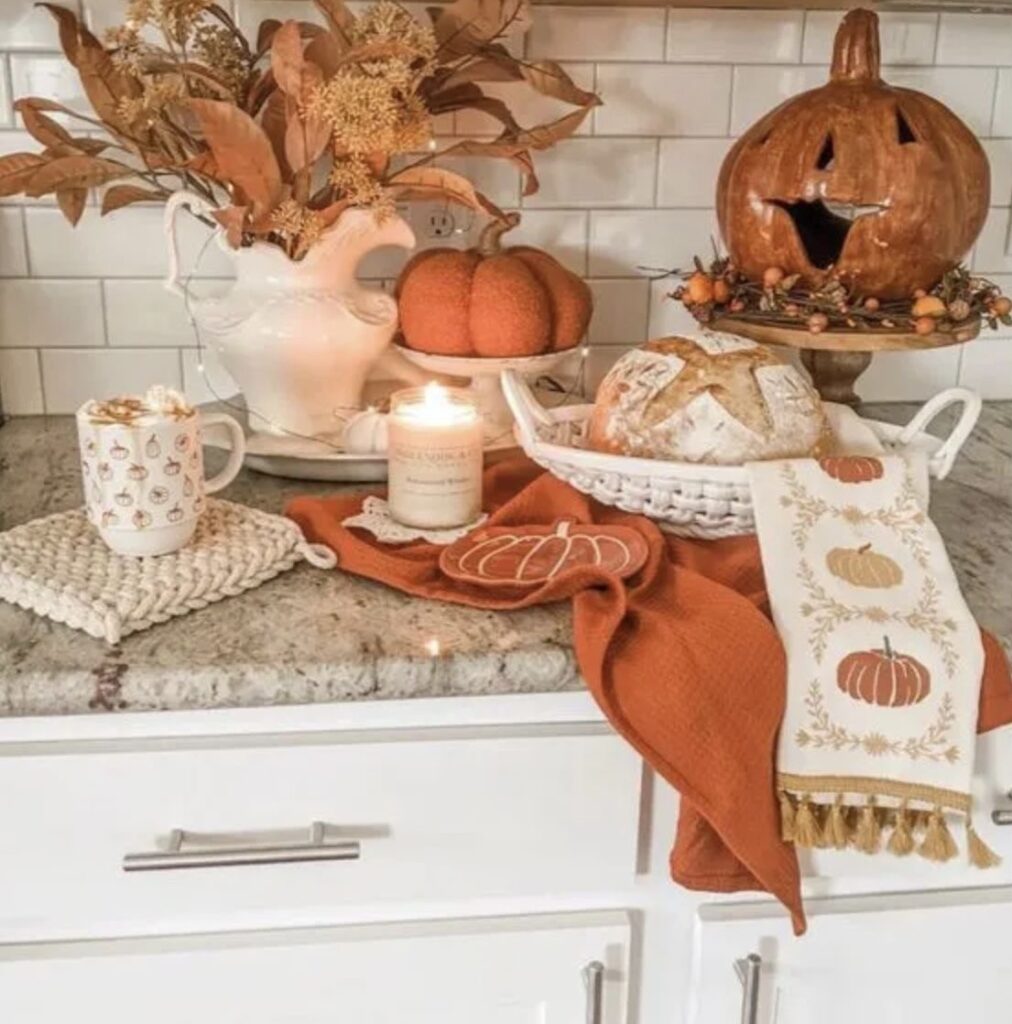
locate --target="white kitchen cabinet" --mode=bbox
[687,885,1012,1024]
[0,911,631,1024]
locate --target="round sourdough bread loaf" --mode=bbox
[587,332,827,465]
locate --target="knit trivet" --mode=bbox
[0,498,337,644]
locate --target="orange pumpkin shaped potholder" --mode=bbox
[440,518,649,590]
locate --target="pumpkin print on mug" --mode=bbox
[76,387,246,557]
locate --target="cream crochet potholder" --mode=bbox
[0,498,336,644]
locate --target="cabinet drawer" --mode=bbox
[0,911,631,1023]
[688,887,1012,1024]
[0,730,641,940]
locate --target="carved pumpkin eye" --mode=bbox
[896,107,917,145]
[815,135,835,171]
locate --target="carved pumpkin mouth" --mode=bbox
[765,198,885,271]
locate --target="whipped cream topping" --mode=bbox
[85,386,195,426]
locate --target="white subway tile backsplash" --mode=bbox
[585,345,630,392]
[886,67,996,139]
[505,209,588,275]
[589,208,718,277]
[26,207,234,279]
[667,9,803,64]
[104,279,233,348]
[971,208,1012,275]
[959,335,1012,400]
[528,6,666,62]
[0,208,27,276]
[40,347,181,414]
[594,65,731,137]
[730,66,825,136]
[984,140,1012,209]
[857,347,962,403]
[0,279,103,347]
[523,138,656,209]
[0,1,65,51]
[648,276,698,338]
[993,70,1012,139]
[0,5,1007,409]
[455,63,594,139]
[936,13,1012,66]
[657,138,732,207]
[803,11,937,67]
[0,348,43,414]
[8,54,87,127]
[586,279,649,345]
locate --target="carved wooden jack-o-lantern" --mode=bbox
[716,8,989,300]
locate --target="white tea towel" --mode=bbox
[748,453,998,866]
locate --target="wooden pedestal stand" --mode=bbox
[713,317,980,407]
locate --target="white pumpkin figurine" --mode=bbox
[342,407,389,455]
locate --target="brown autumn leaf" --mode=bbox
[429,0,531,55]
[520,61,600,109]
[256,18,282,55]
[101,184,164,215]
[436,54,523,91]
[513,106,593,150]
[212,205,250,249]
[188,98,284,215]
[387,166,505,220]
[284,95,329,173]
[439,137,538,195]
[25,155,134,197]
[305,32,345,76]
[260,89,291,177]
[15,100,72,149]
[314,0,356,44]
[435,93,521,134]
[271,20,308,97]
[0,153,48,197]
[38,3,81,65]
[56,188,87,227]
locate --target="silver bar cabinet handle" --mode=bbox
[734,954,761,1024]
[992,790,1012,825]
[123,821,360,872]
[583,960,604,1024]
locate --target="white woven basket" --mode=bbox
[501,370,982,539]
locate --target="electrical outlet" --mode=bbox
[427,209,456,238]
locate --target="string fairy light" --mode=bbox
[180,221,593,458]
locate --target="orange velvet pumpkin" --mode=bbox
[837,636,931,707]
[716,9,989,300]
[396,213,593,358]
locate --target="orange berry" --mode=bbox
[913,288,927,300]
[992,296,1012,317]
[911,295,946,318]
[712,278,731,304]
[807,313,829,334]
[913,316,936,336]
[685,271,715,305]
[763,266,785,289]
[784,303,800,317]
[729,298,746,313]
[863,297,880,312]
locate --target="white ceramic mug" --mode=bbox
[77,391,246,557]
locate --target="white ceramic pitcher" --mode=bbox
[164,192,417,439]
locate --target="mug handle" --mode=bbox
[201,412,247,494]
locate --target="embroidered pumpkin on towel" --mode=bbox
[826,544,903,589]
[819,455,884,483]
[837,637,931,707]
[440,518,648,589]
[396,213,592,358]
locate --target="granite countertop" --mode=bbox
[0,404,1009,718]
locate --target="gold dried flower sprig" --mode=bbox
[0,0,600,259]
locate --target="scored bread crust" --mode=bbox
[587,333,827,465]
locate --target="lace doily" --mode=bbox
[343,496,487,545]
[0,498,336,645]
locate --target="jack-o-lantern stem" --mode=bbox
[478,212,521,256]
[831,8,881,83]
[882,635,894,659]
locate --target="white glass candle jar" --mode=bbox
[387,384,483,529]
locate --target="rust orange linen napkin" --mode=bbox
[286,458,1012,935]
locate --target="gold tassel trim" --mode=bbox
[918,806,958,862]
[792,795,823,848]
[778,790,796,842]
[853,795,882,854]
[886,802,915,857]
[823,793,850,850]
[967,820,1002,868]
